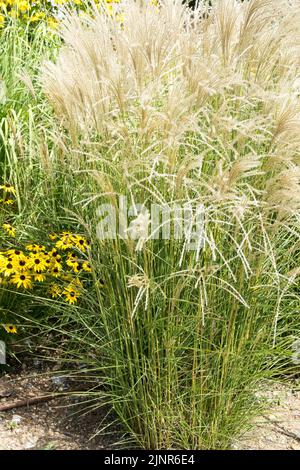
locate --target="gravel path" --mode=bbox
[235,383,300,450]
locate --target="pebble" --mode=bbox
[294,429,300,439]
[11,415,22,425]
[24,438,38,449]
[291,444,300,450]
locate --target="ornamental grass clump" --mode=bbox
[41,0,300,449]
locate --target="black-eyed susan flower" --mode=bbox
[0,183,16,195]
[12,253,29,272]
[11,272,32,289]
[3,223,16,237]
[70,261,83,274]
[44,256,52,268]
[55,233,75,250]
[3,324,17,334]
[73,235,89,252]
[48,283,61,299]
[28,253,48,272]
[66,252,78,268]
[61,231,72,237]
[0,254,6,268]
[82,261,92,272]
[50,262,63,277]
[63,285,80,304]
[0,261,15,277]
[34,272,46,282]
[26,244,45,252]
[6,249,22,256]
[48,249,62,262]
[49,233,58,240]
[1,198,14,205]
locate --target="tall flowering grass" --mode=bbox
[37,0,300,448]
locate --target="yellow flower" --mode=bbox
[0,183,16,194]
[1,198,15,205]
[6,249,22,256]
[49,232,58,240]
[3,324,17,334]
[48,283,61,298]
[0,253,7,266]
[3,223,16,237]
[0,260,15,277]
[11,272,32,289]
[82,261,92,272]
[34,272,46,282]
[48,249,62,262]
[12,253,29,272]
[71,261,83,274]
[73,235,89,251]
[26,244,45,252]
[15,0,30,12]
[27,253,48,272]
[0,15,4,29]
[66,251,78,267]
[47,16,58,30]
[63,285,80,304]
[71,277,83,289]
[56,233,75,250]
[29,11,45,22]
[50,261,63,277]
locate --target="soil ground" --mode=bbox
[235,383,300,450]
[0,359,122,450]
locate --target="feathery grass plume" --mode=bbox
[38,0,300,449]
